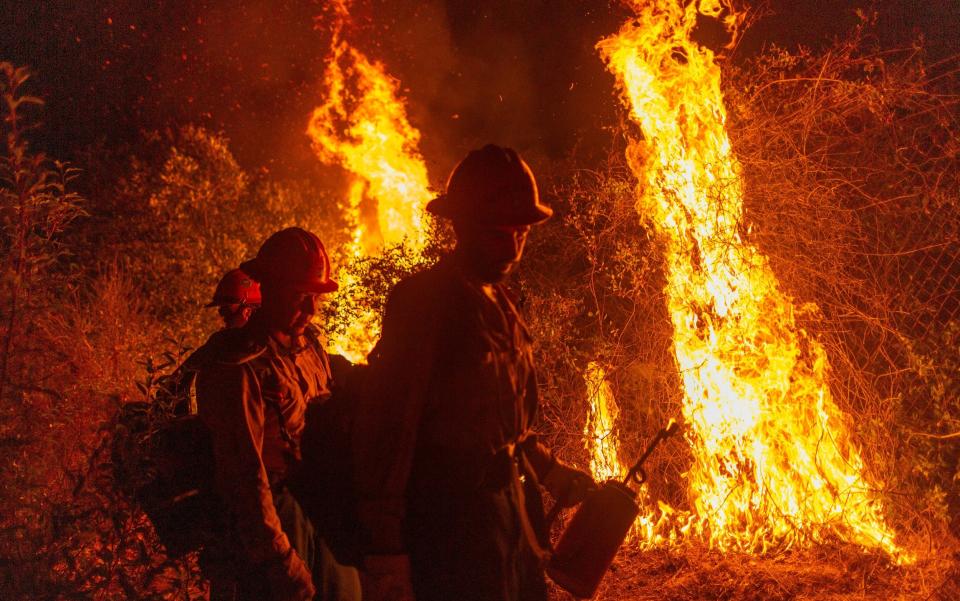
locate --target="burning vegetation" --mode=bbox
[2,1,960,600]
[596,0,902,559]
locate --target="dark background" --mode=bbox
[2,0,958,183]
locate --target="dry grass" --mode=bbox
[575,543,959,601]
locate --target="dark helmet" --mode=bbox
[206,268,262,308]
[239,227,339,293]
[426,144,553,226]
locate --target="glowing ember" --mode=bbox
[597,0,907,560]
[307,0,432,362]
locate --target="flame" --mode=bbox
[307,0,432,362]
[584,364,680,546]
[584,362,626,482]
[597,0,907,560]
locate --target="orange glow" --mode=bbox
[307,0,432,362]
[597,0,907,560]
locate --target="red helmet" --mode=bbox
[240,227,339,293]
[206,269,262,308]
[426,144,553,226]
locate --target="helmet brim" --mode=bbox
[238,258,265,283]
[424,193,453,217]
[426,194,553,226]
[205,300,262,308]
[239,258,338,294]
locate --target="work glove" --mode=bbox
[362,554,416,601]
[542,461,596,508]
[263,547,316,601]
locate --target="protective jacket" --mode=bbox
[354,254,556,601]
[197,317,342,600]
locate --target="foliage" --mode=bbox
[897,320,960,534]
[722,16,960,549]
[0,61,85,402]
[322,218,452,349]
[74,125,350,347]
[3,14,960,599]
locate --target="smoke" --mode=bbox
[149,0,338,176]
[360,0,628,179]
[2,1,957,183]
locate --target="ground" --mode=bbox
[548,544,960,600]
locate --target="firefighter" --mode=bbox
[354,145,596,601]
[157,268,261,416]
[197,228,361,601]
[208,268,262,329]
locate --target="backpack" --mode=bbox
[116,402,221,558]
[289,354,363,568]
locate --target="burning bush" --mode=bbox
[520,13,959,598]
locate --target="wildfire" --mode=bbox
[596,0,906,560]
[307,0,432,362]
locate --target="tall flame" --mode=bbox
[597,0,906,560]
[307,0,432,362]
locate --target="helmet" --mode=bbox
[426,144,553,226]
[239,227,339,293]
[206,268,261,308]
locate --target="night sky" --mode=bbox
[3,0,958,184]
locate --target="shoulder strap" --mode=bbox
[204,327,269,366]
